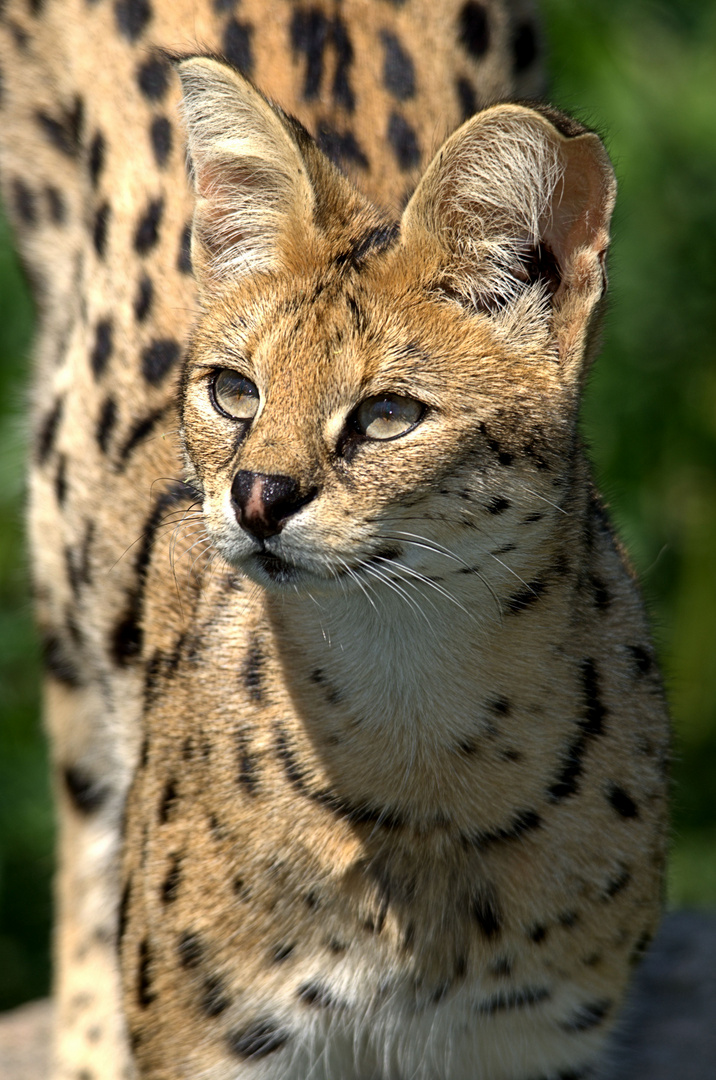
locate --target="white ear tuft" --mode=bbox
[177,57,315,290]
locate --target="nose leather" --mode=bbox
[231,470,317,540]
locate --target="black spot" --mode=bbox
[63,765,108,814]
[90,319,113,378]
[469,809,542,848]
[13,177,36,224]
[134,275,153,321]
[117,879,131,948]
[316,123,369,170]
[459,1,490,58]
[150,116,172,166]
[96,396,118,454]
[271,943,295,963]
[89,131,105,188]
[387,111,420,171]
[476,985,550,1015]
[479,423,514,466]
[36,97,83,157]
[581,658,606,736]
[161,854,182,903]
[55,454,68,504]
[603,867,631,900]
[93,202,110,257]
[590,574,610,611]
[242,640,264,702]
[333,223,399,270]
[238,735,259,796]
[115,0,151,41]
[177,931,205,969]
[560,999,612,1032]
[42,631,81,686]
[223,18,254,76]
[505,579,546,614]
[201,976,231,1016]
[629,928,653,966]
[528,923,547,944]
[472,889,502,938]
[330,15,355,111]
[298,981,334,1008]
[141,338,180,385]
[137,55,169,101]
[46,185,66,224]
[291,8,329,101]
[559,910,579,928]
[134,197,163,254]
[112,609,142,665]
[381,30,415,100]
[117,406,167,464]
[456,76,477,121]
[227,1018,290,1059]
[159,779,178,824]
[607,783,639,819]
[137,939,156,1008]
[512,21,538,73]
[628,644,653,676]
[178,221,193,274]
[490,697,510,716]
[37,396,64,464]
[487,496,510,515]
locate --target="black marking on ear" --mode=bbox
[381,30,415,100]
[137,55,169,101]
[512,21,539,73]
[97,397,118,454]
[333,223,399,270]
[223,18,254,76]
[298,981,335,1008]
[227,1018,290,1059]
[37,396,64,463]
[560,999,612,1032]
[134,275,153,322]
[177,931,205,968]
[116,406,168,464]
[459,2,490,58]
[477,985,550,1015]
[603,867,631,900]
[115,0,152,42]
[13,177,36,225]
[93,202,110,257]
[90,318,114,378]
[150,116,172,167]
[141,338,180,385]
[89,131,105,188]
[456,76,477,121]
[178,221,193,273]
[316,123,368,170]
[201,975,231,1016]
[45,185,67,224]
[161,853,182,903]
[159,779,178,824]
[36,97,83,157]
[607,783,638,819]
[137,939,156,1008]
[471,888,502,938]
[387,111,420,171]
[505,580,546,615]
[242,640,264,702]
[134,197,163,254]
[42,631,82,686]
[63,765,109,814]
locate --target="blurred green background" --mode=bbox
[1,0,714,1011]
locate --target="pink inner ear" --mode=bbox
[543,138,613,274]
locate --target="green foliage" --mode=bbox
[0,0,714,1009]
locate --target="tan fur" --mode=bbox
[0,1,667,1078]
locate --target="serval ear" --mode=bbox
[177,56,319,294]
[402,103,616,378]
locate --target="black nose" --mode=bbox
[231,470,317,541]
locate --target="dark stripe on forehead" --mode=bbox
[334,222,400,271]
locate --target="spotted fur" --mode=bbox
[0,1,667,1079]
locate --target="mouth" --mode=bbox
[252,550,297,584]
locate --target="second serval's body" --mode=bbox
[0,1,668,1077]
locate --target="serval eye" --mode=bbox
[355,394,423,441]
[211,369,260,421]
